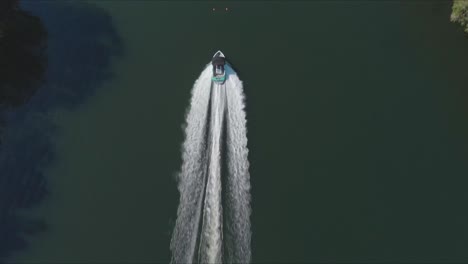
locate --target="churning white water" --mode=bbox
[171,63,251,264]
[198,82,225,263]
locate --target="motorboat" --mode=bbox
[211,50,226,84]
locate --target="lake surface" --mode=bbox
[6,0,468,262]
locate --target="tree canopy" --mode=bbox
[451,0,468,33]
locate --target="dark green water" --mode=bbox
[10,1,468,263]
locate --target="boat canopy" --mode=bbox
[212,56,225,66]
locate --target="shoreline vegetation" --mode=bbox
[0,0,47,260]
[451,0,468,33]
[0,0,46,108]
[0,0,18,34]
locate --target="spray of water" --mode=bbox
[171,63,251,264]
[170,65,213,264]
[198,83,225,263]
[223,66,251,264]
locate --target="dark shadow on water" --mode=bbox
[0,0,123,261]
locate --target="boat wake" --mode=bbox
[170,60,251,264]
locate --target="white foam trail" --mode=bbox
[171,63,251,264]
[171,65,213,264]
[198,83,226,263]
[224,65,252,264]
